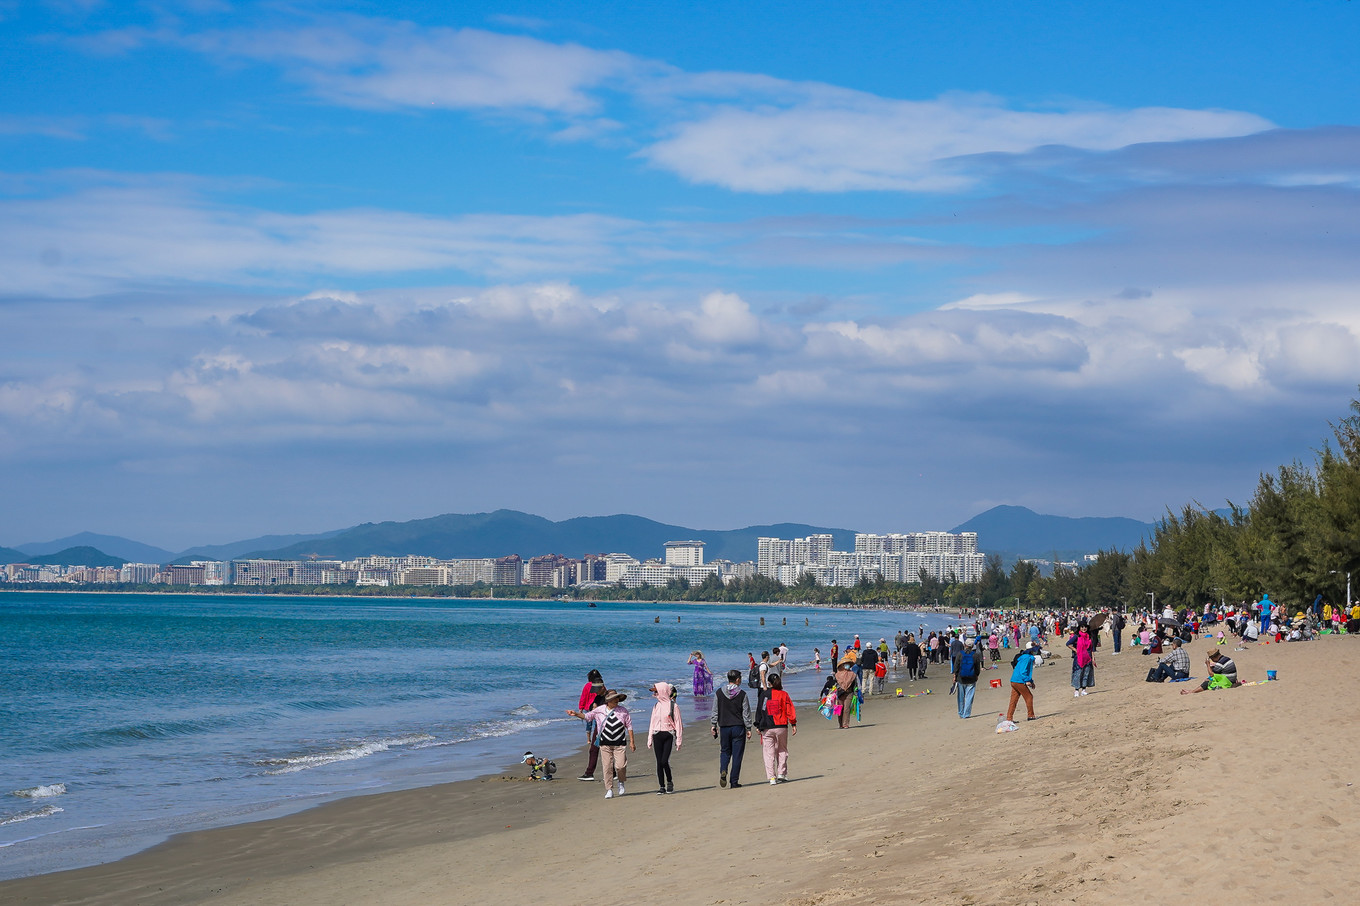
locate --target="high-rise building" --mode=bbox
[664,541,705,566]
[758,531,983,586]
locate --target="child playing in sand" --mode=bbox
[522,752,555,780]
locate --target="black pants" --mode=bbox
[652,731,674,789]
[1146,663,1187,683]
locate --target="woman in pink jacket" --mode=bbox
[1069,623,1095,696]
[759,673,796,784]
[647,681,683,794]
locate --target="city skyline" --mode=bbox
[4,2,1360,549]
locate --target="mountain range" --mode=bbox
[4,506,1161,569]
[950,505,1155,563]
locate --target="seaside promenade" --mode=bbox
[4,634,1355,905]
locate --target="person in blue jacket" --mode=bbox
[1005,643,1041,722]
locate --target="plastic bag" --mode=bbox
[996,715,1018,733]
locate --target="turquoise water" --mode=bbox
[0,592,953,879]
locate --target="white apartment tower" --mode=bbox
[663,540,705,566]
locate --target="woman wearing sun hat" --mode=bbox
[833,654,859,729]
[568,689,634,798]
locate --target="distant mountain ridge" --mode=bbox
[243,510,858,563]
[28,546,128,567]
[17,532,173,564]
[173,530,348,564]
[950,505,1154,560]
[6,505,1159,570]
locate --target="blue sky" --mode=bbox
[3,1,1360,550]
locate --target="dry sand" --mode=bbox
[5,632,1358,906]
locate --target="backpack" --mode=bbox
[748,665,760,688]
[958,650,977,680]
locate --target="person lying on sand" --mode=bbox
[1181,650,1240,694]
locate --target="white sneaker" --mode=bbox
[617,784,625,796]
[604,789,613,799]
[1074,690,1080,697]
[770,778,778,785]
[1080,689,1088,696]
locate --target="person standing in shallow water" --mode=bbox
[688,651,714,696]
[711,669,752,789]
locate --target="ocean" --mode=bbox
[0,591,957,880]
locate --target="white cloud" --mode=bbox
[688,291,763,345]
[642,92,1272,192]
[0,178,656,294]
[1175,345,1262,390]
[86,15,1275,195]
[187,21,639,115]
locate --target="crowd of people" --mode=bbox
[554,592,1353,797]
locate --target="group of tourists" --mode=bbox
[566,647,798,799]
[558,591,1353,798]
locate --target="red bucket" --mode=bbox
[989,678,1002,688]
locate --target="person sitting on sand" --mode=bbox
[1145,637,1190,682]
[1181,650,1240,694]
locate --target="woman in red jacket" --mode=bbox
[759,673,797,784]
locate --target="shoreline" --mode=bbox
[0,587,972,617]
[4,632,1355,905]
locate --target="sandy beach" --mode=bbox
[5,632,1357,906]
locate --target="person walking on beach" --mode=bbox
[833,655,859,729]
[952,637,982,719]
[758,673,796,784]
[904,635,922,681]
[857,643,878,696]
[647,682,683,794]
[1068,622,1095,697]
[1005,644,1041,722]
[568,690,634,798]
[574,670,605,781]
[711,669,752,789]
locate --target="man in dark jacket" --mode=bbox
[711,669,752,788]
[857,644,880,696]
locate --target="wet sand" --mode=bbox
[5,633,1357,905]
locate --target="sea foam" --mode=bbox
[0,805,63,827]
[12,784,67,799]
[255,734,433,775]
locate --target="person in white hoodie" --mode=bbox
[647,681,683,794]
